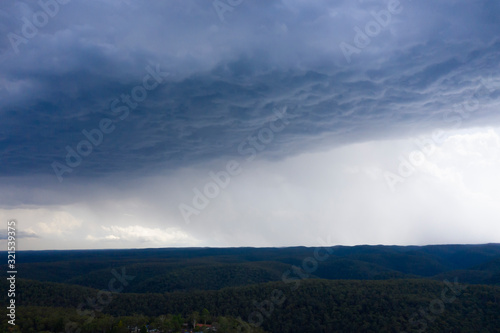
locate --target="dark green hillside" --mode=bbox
[432,255,500,285]
[4,244,500,332]
[128,262,288,293]
[312,257,414,280]
[10,244,500,290]
[65,261,289,293]
[3,278,499,333]
[420,244,500,269]
[1,306,268,333]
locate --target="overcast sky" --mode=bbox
[1,0,500,250]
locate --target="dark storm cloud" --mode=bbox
[0,0,499,182]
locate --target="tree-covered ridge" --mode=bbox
[8,244,500,292]
[3,278,499,333]
[1,306,267,333]
[65,261,290,293]
[4,244,500,332]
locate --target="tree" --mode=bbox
[189,311,199,328]
[170,314,183,332]
[201,308,210,325]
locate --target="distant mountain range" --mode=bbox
[12,244,500,290]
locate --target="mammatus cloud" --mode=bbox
[1,0,499,181]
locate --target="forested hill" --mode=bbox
[9,244,500,291]
[3,244,500,332]
[2,278,499,332]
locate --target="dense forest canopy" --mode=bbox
[2,244,500,332]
